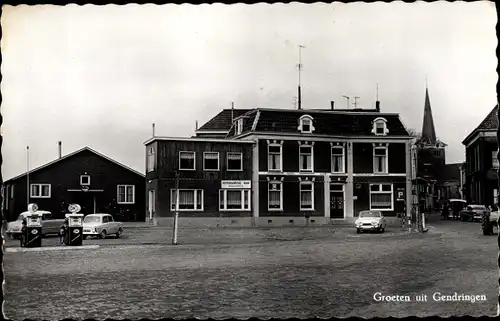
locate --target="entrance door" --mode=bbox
[70,192,94,215]
[330,184,345,218]
[148,190,155,220]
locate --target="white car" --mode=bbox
[82,214,123,239]
[355,210,387,234]
[6,211,64,239]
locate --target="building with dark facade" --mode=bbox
[413,87,447,212]
[144,137,255,224]
[146,102,413,226]
[462,104,499,206]
[3,145,145,222]
[441,163,462,200]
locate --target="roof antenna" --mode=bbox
[354,96,360,109]
[297,45,305,110]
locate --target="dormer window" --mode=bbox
[298,115,315,133]
[372,117,389,136]
[235,119,243,135]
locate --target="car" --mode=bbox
[482,210,499,235]
[82,213,123,239]
[459,205,489,222]
[355,210,387,234]
[6,211,65,239]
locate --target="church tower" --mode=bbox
[415,85,447,212]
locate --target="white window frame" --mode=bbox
[235,119,243,135]
[372,117,389,136]
[30,184,51,198]
[170,189,204,211]
[494,188,498,205]
[179,151,196,171]
[203,152,220,171]
[80,175,91,186]
[117,185,135,204]
[331,146,345,173]
[147,146,156,172]
[493,150,499,169]
[268,144,283,172]
[219,189,251,211]
[268,181,283,211]
[227,152,243,171]
[299,181,315,211]
[297,115,315,133]
[373,146,389,174]
[369,183,394,211]
[299,144,314,172]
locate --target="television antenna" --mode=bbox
[353,96,360,108]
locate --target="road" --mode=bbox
[3,216,498,319]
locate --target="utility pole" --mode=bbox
[342,95,350,109]
[353,96,360,108]
[26,145,30,208]
[297,45,305,110]
[172,171,180,245]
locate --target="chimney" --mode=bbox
[58,141,62,159]
[152,123,156,137]
[375,101,380,112]
[195,120,198,131]
[330,101,335,110]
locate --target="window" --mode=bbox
[370,184,393,210]
[299,145,313,172]
[147,146,156,172]
[171,189,203,211]
[235,119,243,135]
[203,152,219,171]
[300,182,314,211]
[268,182,283,211]
[373,147,388,173]
[372,117,389,136]
[219,189,251,211]
[80,175,90,186]
[227,152,243,171]
[30,184,51,198]
[268,144,282,171]
[331,146,345,173]
[179,151,196,170]
[493,150,499,169]
[298,115,315,133]
[10,185,14,199]
[117,185,135,204]
[494,189,498,205]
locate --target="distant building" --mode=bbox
[3,145,145,222]
[462,104,499,206]
[441,163,462,200]
[413,87,447,212]
[145,102,413,226]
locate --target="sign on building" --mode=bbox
[396,188,405,201]
[221,180,251,189]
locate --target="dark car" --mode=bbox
[460,205,490,222]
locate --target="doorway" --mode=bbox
[148,190,155,221]
[69,192,98,214]
[330,184,345,218]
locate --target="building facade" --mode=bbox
[441,163,462,200]
[462,105,499,206]
[144,138,255,222]
[146,103,413,225]
[3,146,145,222]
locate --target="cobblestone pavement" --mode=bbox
[3,219,498,319]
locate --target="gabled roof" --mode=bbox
[5,147,144,183]
[462,104,499,145]
[226,108,410,137]
[197,109,252,132]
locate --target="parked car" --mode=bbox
[6,211,65,239]
[81,213,123,239]
[447,199,467,220]
[460,205,489,222]
[355,210,387,234]
[482,210,500,235]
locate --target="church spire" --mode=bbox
[421,86,437,144]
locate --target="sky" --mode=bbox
[2,2,497,180]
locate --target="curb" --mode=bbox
[4,245,100,253]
